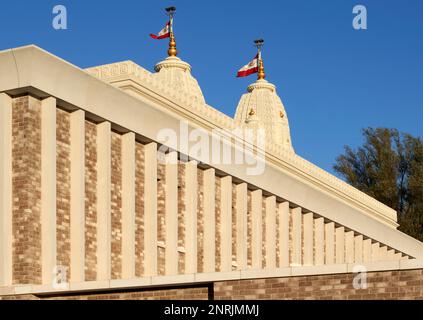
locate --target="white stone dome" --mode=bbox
[234,79,294,152]
[153,56,206,105]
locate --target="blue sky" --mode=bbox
[1,0,422,175]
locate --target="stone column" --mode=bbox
[203,168,215,273]
[184,160,198,274]
[380,246,389,261]
[335,226,345,264]
[121,132,136,279]
[345,231,355,264]
[325,222,335,265]
[165,151,178,275]
[354,235,363,263]
[144,142,158,276]
[235,183,248,270]
[278,202,290,267]
[362,238,372,263]
[291,207,302,266]
[314,217,324,266]
[303,213,313,266]
[371,242,380,262]
[70,110,85,283]
[220,176,232,272]
[265,196,277,269]
[251,190,263,269]
[387,249,396,261]
[96,122,111,280]
[41,97,57,285]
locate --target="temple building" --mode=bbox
[0,42,423,300]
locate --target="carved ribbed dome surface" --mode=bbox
[234,79,294,152]
[153,56,206,105]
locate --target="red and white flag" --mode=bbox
[150,22,170,39]
[237,54,259,78]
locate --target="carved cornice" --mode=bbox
[247,79,275,92]
[154,56,191,72]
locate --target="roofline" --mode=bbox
[1,45,422,259]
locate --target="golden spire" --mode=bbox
[254,39,265,80]
[257,58,266,80]
[168,33,178,57]
[166,6,178,57]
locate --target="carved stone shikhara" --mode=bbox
[86,59,397,226]
[0,45,422,299]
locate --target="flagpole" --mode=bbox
[254,39,265,80]
[166,6,178,57]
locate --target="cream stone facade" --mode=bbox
[0,45,423,299]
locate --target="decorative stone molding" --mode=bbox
[235,78,293,151]
[153,56,206,105]
[1,259,421,297]
[247,80,276,92]
[154,56,191,72]
[86,60,398,227]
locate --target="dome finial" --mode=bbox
[254,39,266,80]
[165,6,178,57]
[257,59,266,80]
[234,39,294,152]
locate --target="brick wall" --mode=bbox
[56,109,71,280]
[84,121,97,281]
[135,142,145,277]
[196,169,204,273]
[178,163,186,274]
[11,96,42,285]
[111,133,122,279]
[1,269,422,300]
[231,184,237,270]
[275,198,281,268]
[262,197,266,268]
[157,161,166,276]
[214,269,423,300]
[215,177,221,272]
[247,191,252,268]
[1,286,210,300]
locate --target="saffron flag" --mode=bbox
[150,22,170,39]
[237,54,259,77]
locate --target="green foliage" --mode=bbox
[334,128,423,241]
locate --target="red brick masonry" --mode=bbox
[1,268,422,300]
[214,269,423,300]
